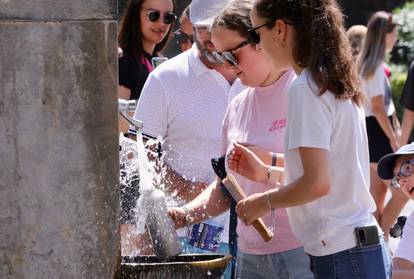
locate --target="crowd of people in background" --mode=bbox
[118,0,414,278]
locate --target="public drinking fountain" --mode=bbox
[117,100,231,278]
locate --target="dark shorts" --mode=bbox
[366,116,394,163]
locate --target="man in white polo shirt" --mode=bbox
[133,0,244,261]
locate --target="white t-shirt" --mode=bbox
[134,44,245,242]
[284,69,378,256]
[361,64,395,117]
[395,210,414,263]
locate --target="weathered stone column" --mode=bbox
[0,1,119,278]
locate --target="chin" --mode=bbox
[239,78,258,88]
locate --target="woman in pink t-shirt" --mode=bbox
[169,1,312,278]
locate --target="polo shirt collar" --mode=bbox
[188,44,211,77]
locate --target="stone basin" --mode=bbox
[120,254,231,279]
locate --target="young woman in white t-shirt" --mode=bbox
[227,0,391,278]
[358,11,408,240]
[168,1,313,278]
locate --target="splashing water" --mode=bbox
[120,132,181,256]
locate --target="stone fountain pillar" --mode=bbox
[0,1,119,278]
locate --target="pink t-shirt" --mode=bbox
[221,69,302,254]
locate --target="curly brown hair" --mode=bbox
[118,0,176,58]
[254,0,363,105]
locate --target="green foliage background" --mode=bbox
[391,2,414,119]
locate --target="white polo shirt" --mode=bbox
[284,69,378,256]
[134,44,245,242]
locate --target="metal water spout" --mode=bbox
[118,99,143,132]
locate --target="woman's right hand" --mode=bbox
[227,143,268,183]
[168,207,187,229]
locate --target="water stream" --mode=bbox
[119,132,179,256]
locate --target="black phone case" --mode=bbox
[355,225,380,247]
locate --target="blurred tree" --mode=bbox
[338,0,408,27]
[392,2,414,66]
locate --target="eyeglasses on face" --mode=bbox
[390,159,414,189]
[212,40,250,66]
[248,19,294,44]
[248,22,273,44]
[146,9,177,25]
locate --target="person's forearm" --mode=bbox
[401,109,414,144]
[184,180,232,224]
[372,106,397,142]
[392,269,414,279]
[163,164,209,202]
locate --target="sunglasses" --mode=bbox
[212,40,250,66]
[390,159,414,189]
[146,9,177,25]
[248,19,294,44]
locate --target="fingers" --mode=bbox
[235,199,253,225]
[168,207,185,229]
[227,149,240,171]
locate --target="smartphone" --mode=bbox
[355,225,380,247]
[151,57,168,68]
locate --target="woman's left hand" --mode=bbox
[236,192,270,225]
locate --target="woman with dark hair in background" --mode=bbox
[358,11,408,240]
[118,0,176,133]
[227,0,391,277]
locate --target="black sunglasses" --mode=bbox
[147,9,177,25]
[248,19,294,44]
[248,21,275,44]
[212,40,250,66]
[391,159,414,189]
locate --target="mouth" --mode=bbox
[152,28,166,36]
[409,186,414,194]
[205,42,215,51]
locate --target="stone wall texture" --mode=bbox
[0,1,119,278]
[0,0,117,20]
